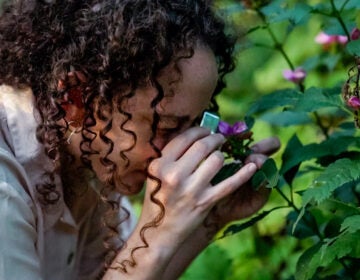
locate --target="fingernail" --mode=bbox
[247,162,257,173]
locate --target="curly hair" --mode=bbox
[0,0,236,273]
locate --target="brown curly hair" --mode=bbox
[0,0,236,273]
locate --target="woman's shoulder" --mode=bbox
[0,84,43,164]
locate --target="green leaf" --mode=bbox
[340,215,360,233]
[317,232,360,267]
[302,159,360,206]
[293,86,343,112]
[211,162,242,185]
[262,2,311,25]
[218,210,273,239]
[251,158,279,190]
[320,199,360,217]
[281,134,303,185]
[280,136,360,175]
[296,231,360,280]
[247,89,301,115]
[260,111,312,126]
[346,40,360,56]
[295,243,322,280]
[286,210,318,239]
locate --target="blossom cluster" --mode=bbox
[217,120,253,162]
[283,28,360,86]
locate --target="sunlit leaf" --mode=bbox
[302,159,360,205]
[340,215,360,233]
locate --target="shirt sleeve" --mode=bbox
[0,104,43,280]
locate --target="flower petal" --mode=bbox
[218,121,233,136]
[232,121,248,134]
[347,96,360,109]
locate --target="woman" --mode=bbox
[0,0,280,279]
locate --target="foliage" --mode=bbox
[182,0,360,279]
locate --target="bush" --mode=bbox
[183,0,360,279]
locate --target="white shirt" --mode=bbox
[0,85,136,280]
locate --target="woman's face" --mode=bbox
[88,46,219,195]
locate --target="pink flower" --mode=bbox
[347,96,360,109]
[351,28,360,41]
[336,35,348,44]
[218,121,248,136]
[283,68,306,84]
[315,31,348,47]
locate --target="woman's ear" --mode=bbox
[61,88,85,125]
[58,71,87,125]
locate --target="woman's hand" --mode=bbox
[140,127,259,241]
[206,137,281,229]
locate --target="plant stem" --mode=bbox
[330,0,351,39]
[314,112,330,139]
[275,187,300,212]
[256,10,295,70]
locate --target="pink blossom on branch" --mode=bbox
[283,68,306,84]
[315,31,348,47]
[347,96,360,110]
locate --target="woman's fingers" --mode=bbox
[200,162,258,206]
[156,127,225,177]
[245,153,268,168]
[160,127,213,161]
[250,137,280,155]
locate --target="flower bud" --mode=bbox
[347,96,360,109]
[283,68,306,84]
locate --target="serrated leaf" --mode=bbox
[340,215,360,233]
[260,111,312,126]
[318,231,360,267]
[302,159,360,206]
[296,231,360,280]
[247,89,301,115]
[280,136,360,175]
[293,86,343,112]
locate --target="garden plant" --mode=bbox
[181,0,360,279]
